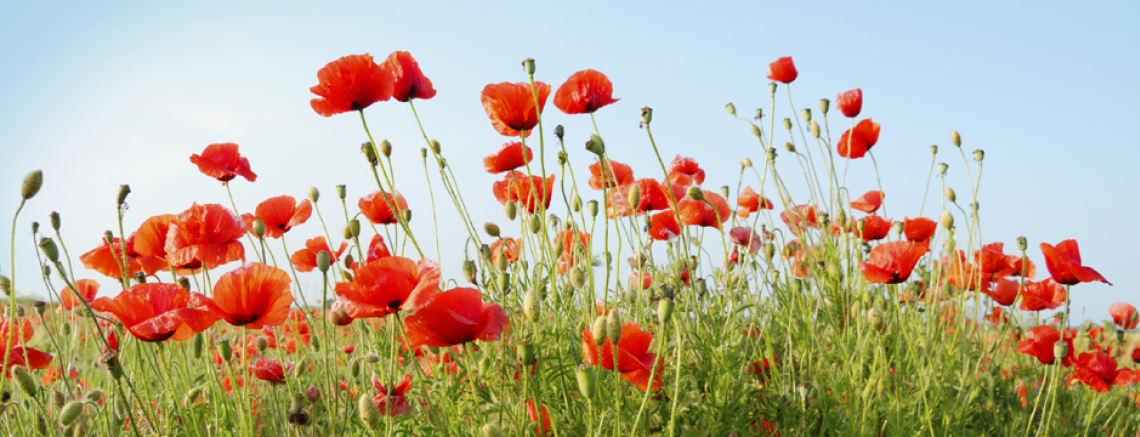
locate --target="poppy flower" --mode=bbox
[1016,325,1074,367]
[736,186,773,218]
[629,271,652,291]
[334,257,441,319]
[1070,351,1139,393]
[381,51,436,102]
[132,214,175,258]
[1132,347,1140,364]
[860,241,925,284]
[290,236,348,273]
[588,160,635,191]
[362,234,392,264]
[555,230,592,264]
[191,262,293,329]
[1008,256,1036,278]
[190,143,257,183]
[943,251,986,293]
[371,373,413,417]
[648,211,680,241]
[975,242,1013,276]
[358,191,409,225]
[730,227,764,254]
[490,238,522,267]
[1109,302,1138,330]
[677,191,732,229]
[79,235,167,280]
[837,119,881,159]
[836,88,863,118]
[310,54,394,117]
[403,287,509,350]
[61,279,99,310]
[766,56,798,84]
[480,81,550,137]
[903,217,937,250]
[581,321,664,391]
[554,69,619,115]
[90,283,218,342]
[1019,280,1066,311]
[667,156,705,186]
[491,171,555,214]
[986,278,1019,307]
[850,190,884,213]
[526,400,553,436]
[0,318,53,376]
[240,196,312,239]
[483,142,533,174]
[780,205,822,234]
[985,307,1008,327]
[164,203,248,270]
[250,357,294,384]
[1040,240,1111,286]
[606,179,671,218]
[858,216,892,242]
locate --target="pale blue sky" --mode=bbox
[1,2,1137,321]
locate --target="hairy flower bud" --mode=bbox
[867,307,885,332]
[782,118,792,131]
[505,201,517,220]
[304,385,321,403]
[587,200,599,218]
[529,215,542,234]
[586,134,605,156]
[945,187,956,203]
[484,222,501,238]
[750,123,762,138]
[38,237,59,263]
[569,267,586,290]
[658,298,675,324]
[523,287,541,321]
[606,310,622,344]
[576,364,596,399]
[348,220,361,238]
[361,142,379,166]
[783,141,795,153]
[482,423,505,437]
[117,184,131,206]
[591,316,607,345]
[516,340,537,365]
[810,120,821,138]
[941,211,954,231]
[13,366,38,397]
[686,186,704,201]
[496,272,510,292]
[21,170,43,200]
[462,260,477,284]
[60,401,83,426]
[430,139,441,154]
[192,332,204,359]
[358,393,381,429]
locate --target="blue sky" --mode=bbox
[1,1,1137,322]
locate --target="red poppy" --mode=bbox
[250,357,294,383]
[240,196,312,239]
[490,238,522,267]
[358,191,409,225]
[943,250,986,293]
[837,119,881,159]
[554,69,619,114]
[858,216,892,242]
[527,400,553,436]
[403,287,509,350]
[1109,302,1138,330]
[1040,240,1110,286]
[1132,347,1140,364]
[975,242,1013,276]
[606,179,671,218]
[190,143,257,183]
[860,241,925,284]
[1008,255,1036,278]
[1016,325,1074,367]
[483,142,534,174]
[371,373,413,417]
[581,321,664,391]
[629,271,653,290]
[1070,351,1139,393]
[61,279,99,310]
[132,214,175,258]
[677,191,731,229]
[555,230,592,269]
[164,203,248,270]
[850,190,884,213]
[736,186,773,218]
[0,318,53,376]
[986,278,1019,307]
[491,171,555,214]
[985,307,1008,327]
[648,211,681,241]
[362,234,392,264]
[480,81,550,137]
[79,235,167,280]
[730,227,764,254]
[290,236,348,273]
[903,217,937,250]
[381,51,436,102]
[780,205,822,234]
[1019,280,1066,311]
[835,88,863,118]
[310,54,393,117]
[191,262,292,329]
[335,257,441,319]
[766,56,798,84]
[587,160,634,191]
[90,283,218,342]
[667,156,705,186]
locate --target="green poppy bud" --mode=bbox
[523,287,541,321]
[571,195,582,213]
[218,339,233,362]
[497,272,510,292]
[800,108,811,123]
[750,123,762,138]
[480,244,492,261]
[586,134,605,156]
[810,120,821,138]
[116,184,131,207]
[484,222,501,238]
[62,322,71,335]
[554,125,565,141]
[557,150,568,165]
[430,139,441,154]
[867,307,885,332]
[482,423,505,437]
[52,387,67,408]
[725,102,737,116]
[308,186,320,203]
[0,275,10,296]
[529,215,542,234]
[516,340,537,365]
[569,267,586,290]
[21,170,43,200]
[505,201,517,220]
[891,221,904,236]
[35,415,48,436]
[640,107,653,126]
[782,118,792,131]
[403,209,412,222]
[348,220,361,238]
[591,316,607,345]
[522,58,536,75]
[695,278,708,298]
[686,186,704,201]
[60,401,84,426]
[742,157,753,168]
[973,149,984,162]
[628,184,641,209]
[361,142,379,166]
[316,251,331,273]
[576,364,596,399]
[941,211,954,230]
[252,220,266,239]
[83,389,105,403]
[289,392,306,415]
[38,237,59,263]
[34,300,46,315]
[945,187,956,203]
[606,310,622,344]
[658,298,675,324]
[494,252,508,271]
[378,140,392,158]
[358,394,381,429]
[766,147,777,162]
[420,147,427,158]
[587,200,599,218]
[463,260,477,284]
[134,271,147,284]
[336,184,347,200]
[49,211,61,231]
[192,332,204,359]
[930,145,938,155]
[13,366,38,397]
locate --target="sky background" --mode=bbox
[1,1,1137,322]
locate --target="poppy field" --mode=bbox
[2,52,1139,437]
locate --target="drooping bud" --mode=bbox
[951,130,961,147]
[554,125,565,141]
[430,139,441,154]
[640,107,653,126]
[724,102,737,116]
[576,364,597,399]
[945,188,956,203]
[529,215,542,234]
[117,184,131,206]
[378,140,392,158]
[496,272,510,292]
[462,260,477,284]
[52,387,67,408]
[782,118,792,131]
[60,401,84,426]
[763,243,776,262]
[750,123,762,138]
[35,415,48,436]
[819,98,830,115]
[800,108,811,123]
[783,141,795,153]
[178,277,191,291]
[83,389,105,403]
[480,244,492,261]
[606,310,622,344]
[810,120,821,138]
[21,170,43,200]
[586,134,605,156]
[686,186,704,201]
[591,316,607,345]
[358,393,381,429]
[522,58,536,75]
[38,237,59,263]
[505,201,517,220]
[742,157,753,168]
[252,220,266,239]
[484,222,501,238]
[364,352,381,364]
[587,200,599,218]
[255,336,269,352]
[941,211,954,230]
[13,366,38,397]
[657,298,675,324]
[973,149,985,162]
[348,220,361,238]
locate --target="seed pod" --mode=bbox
[255,336,269,352]
[819,98,830,115]
[336,184,347,200]
[133,271,147,284]
[13,366,38,397]
[361,142,379,166]
[801,108,811,123]
[725,102,737,116]
[463,260,477,283]
[482,423,505,437]
[782,118,792,131]
[60,401,83,426]
[358,393,381,429]
[22,170,43,200]
[523,288,541,321]
[34,300,46,315]
[867,308,885,332]
[606,310,622,344]
[516,340,537,365]
[1053,341,1069,360]
[1017,236,1028,252]
[640,106,653,126]
[951,130,961,147]
[569,267,586,289]
[192,332,204,359]
[218,339,233,362]
[522,57,536,75]
[38,238,59,263]
[252,220,266,239]
[378,140,392,158]
[587,200,599,218]
[116,184,132,207]
[576,364,597,399]
[529,215,541,234]
[768,83,778,96]
[591,316,607,346]
[658,298,675,324]
[505,201,517,220]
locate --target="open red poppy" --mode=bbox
[588,160,635,191]
[190,143,257,183]
[335,257,441,319]
[836,88,863,118]
[1019,279,1066,311]
[480,81,550,137]
[240,196,312,240]
[554,69,619,114]
[290,236,348,273]
[736,186,773,218]
[858,216,892,242]
[730,227,764,254]
[371,373,413,417]
[975,242,1013,276]
[859,241,925,284]
[902,217,936,250]
[985,278,1019,307]
[191,262,292,329]
[629,270,653,290]
[837,119,881,159]
[165,203,247,271]
[61,279,99,310]
[310,54,394,117]
[483,142,534,174]
[250,357,294,383]
[780,205,822,234]
[667,156,705,186]
[1016,325,1074,367]
[90,283,218,342]
[1040,240,1110,286]
[1109,302,1137,330]
[606,179,671,218]
[677,191,731,229]
[1070,351,1139,393]
[403,287,508,350]
[850,190,884,213]
[766,56,798,84]
[381,51,436,102]
[648,211,680,241]
[359,191,409,225]
[581,321,664,391]
[491,171,555,214]
[0,318,53,376]
[527,400,553,437]
[79,235,167,279]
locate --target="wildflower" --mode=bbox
[250,357,294,383]
[1040,240,1111,285]
[975,242,1013,276]
[1070,351,1139,393]
[490,238,522,267]
[491,171,555,214]
[837,119,881,159]
[371,374,413,417]
[667,156,705,186]
[381,51,436,102]
[836,88,863,118]
[164,203,248,270]
[588,160,634,190]
[736,186,773,218]
[1109,302,1137,330]
[290,236,348,273]
[1016,325,1074,367]
[903,217,937,250]
[481,81,550,137]
[60,279,99,310]
[780,204,822,234]
[310,54,393,117]
[766,56,798,83]
[403,287,509,350]
[648,211,681,241]
[190,143,257,183]
[335,256,440,319]
[858,216,892,242]
[986,278,1019,307]
[850,190,884,213]
[358,191,409,225]
[1019,280,1067,311]
[677,190,732,229]
[581,322,664,391]
[859,241,925,284]
[729,227,764,254]
[240,196,312,239]
[526,400,553,436]
[89,283,218,342]
[629,271,652,291]
[1,318,53,376]
[80,235,167,279]
[483,142,533,174]
[554,69,619,114]
[606,179,671,217]
[192,263,293,329]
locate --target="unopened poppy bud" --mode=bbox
[606,310,622,344]
[505,201,517,220]
[497,272,510,292]
[0,275,10,296]
[62,322,71,335]
[60,401,84,426]
[303,187,319,204]
[361,142,379,166]
[430,139,441,154]
[1053,341,1069,359]
[403,209,412,222]
[523,288,541,321]
[348,220,361,238]
[482,423,505,437]
[42,264,51,277]
[38,237,59,263]
[741,157,753,168]
[484,222,501,238]
[763,243,776,262]
[586,134,605,156]
[516,340,537,365]
[766,147,777,162]
[750,123,762,138]
[951,130,961,147]
[13,366,37,397]
[658,298,675,324]
[554,125,565,141]
[419,147,428,159]
[47,212,61,232]
[782,118,792,131]
[117,184,131,206]
[973,149,984,162]
[251,219,266,239]
[462,260,477,284]
[640,107,653,126]
[52,387,67,408]
[768,82,777,96]
[569,267,586,289]
[591,316,607,345]
[810,120,821,138]
[255,336,269,352]
[84,389,105,403]
[336,184,347,200]
[891,221,904,236]
[378,140,392,158]
[480,243,492,261]
[623,185,641,210]
[21,170,43,200]
[695,278,708,297]
[314,251,330,273]
[575,364,597,399]
[358,393,381,429]
[571,195,582,213]
[522,58,536,75]
[587,200,599,217]
[930,145,938,155]
[867,307,885,332]
[304,385,321,403]
[686,186,704,202]
[350,359,362,378]
[941,211,954,230]
[801,108,811,123]
[364,352,381,364]
[725,102,737,116]
[783,141,795,153]
[945,188,956,203]
[218,339,233,362]
[938,163,948,176]
[529,215,541,234]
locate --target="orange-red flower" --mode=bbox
[527,400,553,437]
[677,191,731,229]
[629,270,652,290]
[648,211,680,241]
[1,318,53,376]
[837,119,881,159]
[483,142,533,174]
[1040,240,1110,286]
[403,287,508,350]
[555,230,592,267]
[1109,302,1137,330]
[1019,280,1066,311]
[490,238,522,267]
[730,227,764,254]
[165,203,247,271]
[241,196,312,239]
[850,190,884,213]
[310,54,393,117]
[291,236,348,273]
[190,143,257,183]
[335,257,441,319]
[581,321,664,391]
[1016,325,1074,367]
[736,186,773,218]
[371,374,413,417]
[766,56,798,84]
[250,357,294,383]
[986,278,1019,307]
[191,263,292,329]
[836,88,863,118]
[858,216,892,242]
[491,171,555,214]
[606,179,671,218]
[554,69,619,115]
[860,241,925,284]
[588,160,635,190]
[90,283,218,342]
[79,235,167,280]
[359,191,409,225]
[480,81,550,137]
[975,242,1013,276]
[903,217,936,250]
[1070,351,1139,393]
[381,51,436,102]
[667,156,705,186]
[61,279,99,310]
[780,205,822,234]
[132,214,175,258]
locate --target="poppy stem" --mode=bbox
[357,110,424,259]
[224,182,264,264]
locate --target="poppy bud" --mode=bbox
[810,120,821,138]
[178,277,191,291]
[117,184,131,206]
[13,366,37,397]
[783,141,795,153]
[591,316,607,346]
[930,145,938,155]
[529,215,542,234]
[38,237,59,263]
[403,209,412,222]
[21,170,43,200]
[327,306,351,326]
[606,310,622,344]
[718,186,729,199]
[587,200,599,218]
[1053,341,1069,360]
[586,134,605,156]
[505,201,518,220]
[867,307,885,332]
[778,119,790,132]
[626,185,642,210]
[800,108,811,123]
[358,393,381,429]
[944,188,956,203]
[497,272,510,292]
[762,243,776,262]
[856,219,866,232]
[429,139,441,155]
[891,221,904,236]
[658,298,675,324]
[640,107,653,126]
[84,389,105,403]
[973,149,984,162]
[482,423,505,437]
[1017,236,1027,252]
[361,142,379,166]
[555,125,565,141]
[52,387,67,408]
[522,58,536,75]
[484,222,501,238]
[768,83,777,96]
[348,220,361,238]
[494,252,508,271]
[378,140,392,158]
[480,244,492,261]
[304,385,321,403]
[218,339,233,362]
[335,185,347,200]
[750,123,762,138]
[45,213,61,234]
[132,271,146,284]
[192,332,204,359]
[35,415,48,436]
[0,275,10,296]
[516,340,538,365]
[569,267,586,290]
[42,264,51,277]
[766,147,777,162]
[575,364,597,399]
[941,211,954,230]
[60,401,83,426]
[252,220,266,239]
[309,251,329,274]
[523,287,541,321]
[685,186,704,202]
[255,336,269,352]
[570,195,582,213]
[951,130,961,147]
